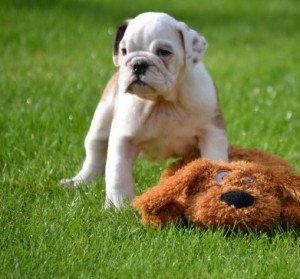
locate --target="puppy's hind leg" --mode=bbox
[199,124,229,163]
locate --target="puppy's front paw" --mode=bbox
[104,191,136,209]
[59,167,102,187]
[59,176,84,187]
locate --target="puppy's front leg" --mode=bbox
[61,99,113,186]
[104,127,139,209]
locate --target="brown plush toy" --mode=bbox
[132,146,300,231]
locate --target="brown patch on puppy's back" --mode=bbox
[100,71,119,102]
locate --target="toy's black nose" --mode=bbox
[132,61,149,76]
[220,190,254,208]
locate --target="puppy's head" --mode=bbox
[113,12,208,100]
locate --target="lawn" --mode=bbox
[1,0,300,278]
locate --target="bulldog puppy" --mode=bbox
[61,12,228,208]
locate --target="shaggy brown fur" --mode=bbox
[132,146,300,231]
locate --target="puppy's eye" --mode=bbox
[157,49,172,58]
[121,48,127,56]
[216,171,230,183]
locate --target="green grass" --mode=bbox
[1,0,300,278]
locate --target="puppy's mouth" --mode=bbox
[126,78,156,97]
[129,79,148,88]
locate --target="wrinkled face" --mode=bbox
[113,12,207,100]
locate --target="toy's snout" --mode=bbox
[220,190,255,208]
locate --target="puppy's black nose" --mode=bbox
[132,61,149,76]
[220,190,254,208]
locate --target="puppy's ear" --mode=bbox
[177,22,208,67]
[113,20,130,66]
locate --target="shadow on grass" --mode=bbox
[142,217,300,239]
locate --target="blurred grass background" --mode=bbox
[1,0,300,278]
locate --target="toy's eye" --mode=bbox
[216,171,231,183]
[242,176,254,183]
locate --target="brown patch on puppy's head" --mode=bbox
[113,20,130,66]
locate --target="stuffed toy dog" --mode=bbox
[132,146,300,231]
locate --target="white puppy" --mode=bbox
[61,12,228,208]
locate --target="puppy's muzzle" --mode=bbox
[132,60,149,76]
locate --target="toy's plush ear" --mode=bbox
[275,170,300,226]
[132,159,213,227]
[275,170,300,203]
[113,20,130,66]
[281,202,300,226]
[177,22,208,68]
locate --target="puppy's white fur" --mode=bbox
[61,12,228,208]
